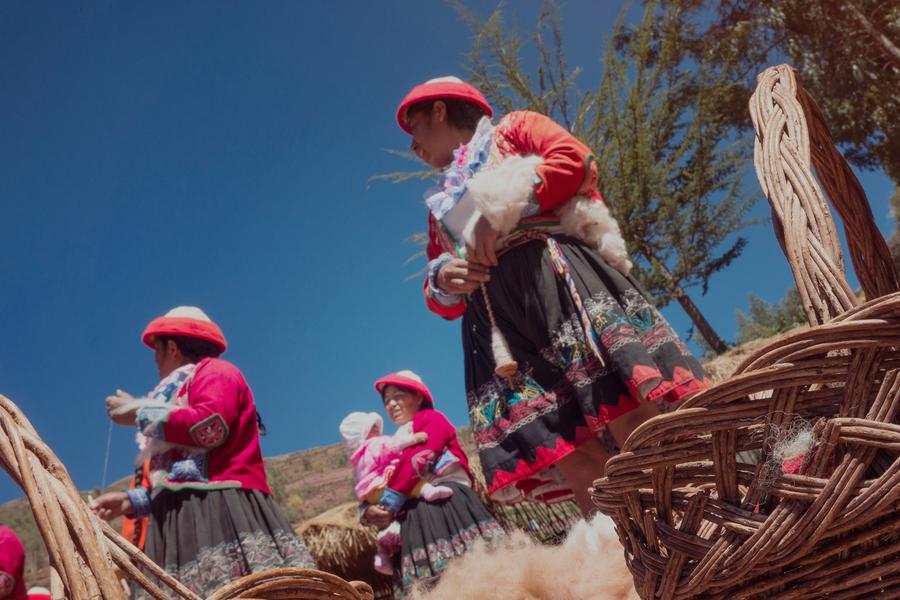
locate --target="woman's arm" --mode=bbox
[360,504,394,530]
[511,110,599,212]
[389,430,428,452]
[424,216,467,319]
[467,110,599,239]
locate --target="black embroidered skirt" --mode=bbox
[136,487,316,599]
[463,236,709,502]
[393,482,505,597]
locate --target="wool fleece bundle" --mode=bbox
[411,513,639,600]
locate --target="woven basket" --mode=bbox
[0,394,373,600]
[592,64,900,599]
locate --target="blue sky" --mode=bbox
[0,1,895,503]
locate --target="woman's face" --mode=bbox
[382,385,424,425]
[153,338,185,379]
[406,102,459,169]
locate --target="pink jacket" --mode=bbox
[0,525,26,600]
[350,428,419,501]
[388,409,472,497]
[137,358,270,493]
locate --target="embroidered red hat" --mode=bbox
[141,306,227,353]
[396,76,493,134]
[375,370,434,408]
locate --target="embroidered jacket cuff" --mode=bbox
[126,487,152,519]
[427,253,463,306]
[378,487,407,513]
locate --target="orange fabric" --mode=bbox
[121,461,150,550]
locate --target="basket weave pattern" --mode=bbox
[592,64,900,599]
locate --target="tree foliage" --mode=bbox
[736,288,807,344]
[889,186,900,275]
[698,0,900,182]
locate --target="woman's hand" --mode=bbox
[436,258,491,295]
[413,432,428,444]
[106,389,137,426]
[465,215,500,267]
[361,504,394,530]
[90,491,132,521]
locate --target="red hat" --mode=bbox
[141,306,227,353]
[396,76,492,134]
[27,588,52,600]
[375,370,434,409]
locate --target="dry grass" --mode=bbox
[702,336,775,382]
[295,501,392,597]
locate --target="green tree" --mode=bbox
[889,186,900,275]
[455,0,760,353]
[735,288,807,344]
[267,465,288,505]
[699,0,900,183]
[665,1,900,299]
[283,493,305,524]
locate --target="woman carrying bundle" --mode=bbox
[394,77,710,515]
[360,370,504,597]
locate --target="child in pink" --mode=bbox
[340,411,452,575]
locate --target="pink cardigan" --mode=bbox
[0,525,26,600]
[381,409,472,509]
[350,433,413,502]
[137,358,270,494]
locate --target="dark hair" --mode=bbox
[157,335,222,362]
[406,98,489,131]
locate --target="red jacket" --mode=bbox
[424,110,602,319]
[0,526,26,600]
[140,358,271,494]
[385,409,472,501]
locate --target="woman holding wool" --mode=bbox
[91,306,315,598]
[394,76,710,515]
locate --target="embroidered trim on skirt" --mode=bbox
[463,236,710,502]
[135,487,316,599]
[394,482,505,598]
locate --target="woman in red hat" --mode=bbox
[361,370,504,597]
[395,77,710,515]
[91,306,315,598]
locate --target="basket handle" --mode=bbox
[748,64,898,326]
